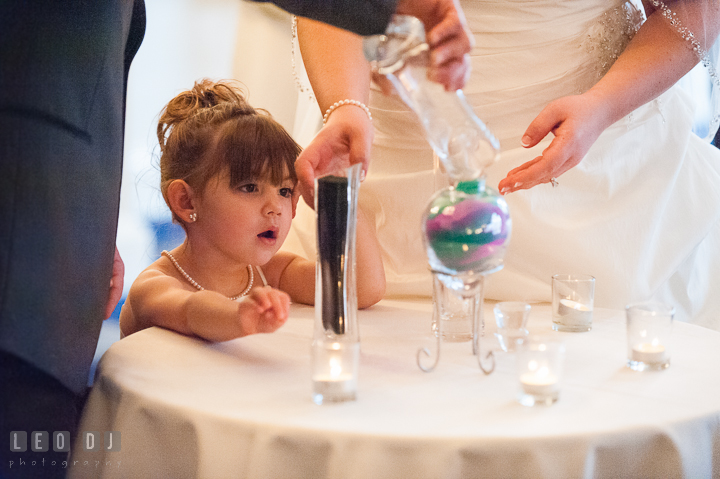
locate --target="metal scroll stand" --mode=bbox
[416,273,496,374]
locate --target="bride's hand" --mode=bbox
[294,106,373,207]
[498,92,611,194]
[396,0,473,91]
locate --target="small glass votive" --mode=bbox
[312,340,360,404]
[516,336,565,406]
[493,302,531,352]
[626,302,674,371]
[431,273,480,342]
[552,274,595,332]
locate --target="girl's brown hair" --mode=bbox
[157,78,301,224]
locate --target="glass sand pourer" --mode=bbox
[364,16,512,373]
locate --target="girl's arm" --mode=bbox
[266,206,386,309]
[352,206,386,307]
[121,268,289,342]
[499,1,720,193]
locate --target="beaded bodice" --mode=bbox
[581,2,644,80]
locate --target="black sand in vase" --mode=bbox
[316,176,349,335]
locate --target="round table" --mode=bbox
[70,299,720,478]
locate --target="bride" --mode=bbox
[288,0,720,330]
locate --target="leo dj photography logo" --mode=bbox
[10,431,120,453]
[8,431,121,472]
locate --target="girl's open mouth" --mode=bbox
[258,229,277,240]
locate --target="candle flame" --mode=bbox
[330,357,342,378]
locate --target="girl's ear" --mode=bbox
[167,180,197,224]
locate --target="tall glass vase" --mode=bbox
[312,164,362,404]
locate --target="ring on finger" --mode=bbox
[550,177,559,188]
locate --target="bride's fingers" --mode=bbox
[428,54,471,92]
[429,25,472,67]
[505,156,543,177]
[501,160,557,192]
[372,73,396,96]
[425,8,473,91]
[291,188,300,218]
[498,158,541,194]
[426,7,474,53]
[500,140,576,193]
[522,103,564,148]
[295,142,324,206]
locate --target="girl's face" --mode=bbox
[194,168,295,266]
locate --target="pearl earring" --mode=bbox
[189,212,197,222]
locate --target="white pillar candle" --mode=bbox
[520,373,559,396]
[312,374,356,397]
[631,342,667,364]
[557,299,592,326]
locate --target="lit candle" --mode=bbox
[519,363,559,396]
[557,299,592,326]
[312,342,358,403]
[314,351,350,380]
[631,341,667,364]
[520,373,558,396]
[313,374,356,397]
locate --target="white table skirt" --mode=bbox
[70,299,720,478]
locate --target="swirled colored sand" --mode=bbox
[423,189,511,273]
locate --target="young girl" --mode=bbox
[119,79,385,341]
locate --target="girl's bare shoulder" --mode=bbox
[129,256,187,297]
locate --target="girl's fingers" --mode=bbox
[249,288,272,313]
[267,289,290,321]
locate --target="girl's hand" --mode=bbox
[237,286,290,335]
[498,92,611,194]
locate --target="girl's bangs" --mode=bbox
[216,116,301,186]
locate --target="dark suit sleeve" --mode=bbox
[257,0,398,35]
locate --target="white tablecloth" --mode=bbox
[70,299,720,478]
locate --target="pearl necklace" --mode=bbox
[162,250,254,300]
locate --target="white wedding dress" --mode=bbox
[288,0,720,330]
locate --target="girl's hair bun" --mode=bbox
[157,78,254,150]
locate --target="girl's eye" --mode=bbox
[279,187,293,198]
[239,184,257,193]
